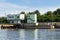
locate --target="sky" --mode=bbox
[0,0,60,17]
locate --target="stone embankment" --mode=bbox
[0,24,14,29]
[0,22,60,29]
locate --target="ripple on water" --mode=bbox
[0,29,60,40]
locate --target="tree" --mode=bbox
[53,9,60,22]
[53,11,57,15]
[57,8,60,14]
[45,11,52,15]
[34,10,40,22]
[0,17,8,24]
[34,10,40,15]
[20,12,25,14]
[45,11,55,22]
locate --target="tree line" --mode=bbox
[0,17,8,24]
[38,8,60,22]
[0,8,60,23]
[24,8,60,22]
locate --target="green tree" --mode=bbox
[20,12,25,14]
[45,11,55,22]
[34,10,40,22]
[0,17,8,24]
[53,8,60,22]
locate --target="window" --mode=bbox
[8,15,14,18]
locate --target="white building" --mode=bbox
[7,14,25,24]
[27,13,37,23]
[7,13,37,24]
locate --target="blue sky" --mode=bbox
[0,0,60,17]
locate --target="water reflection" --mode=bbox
[19,29,25,40]
[6,29,20,40]
[25,29,35,40]
[0,29,60,40]
[0,29,7,40]
[34,29,38,40]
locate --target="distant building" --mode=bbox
[7,14,25,24]
[27,13,37,23]
[7,13,37,24]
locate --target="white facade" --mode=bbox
[7,13,37,24]
[7,14,19,20]
[7,14,25,24]
[27,14,37,23]
[35,14,37,23]
[20,14,25,20]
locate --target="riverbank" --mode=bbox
[0,22,60,29]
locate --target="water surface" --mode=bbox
[0,29,60,40]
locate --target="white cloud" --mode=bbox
[0,2,31,17]
[0,2,60,17]
[40,7,60,14]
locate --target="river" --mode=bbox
[0,29,60,40]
